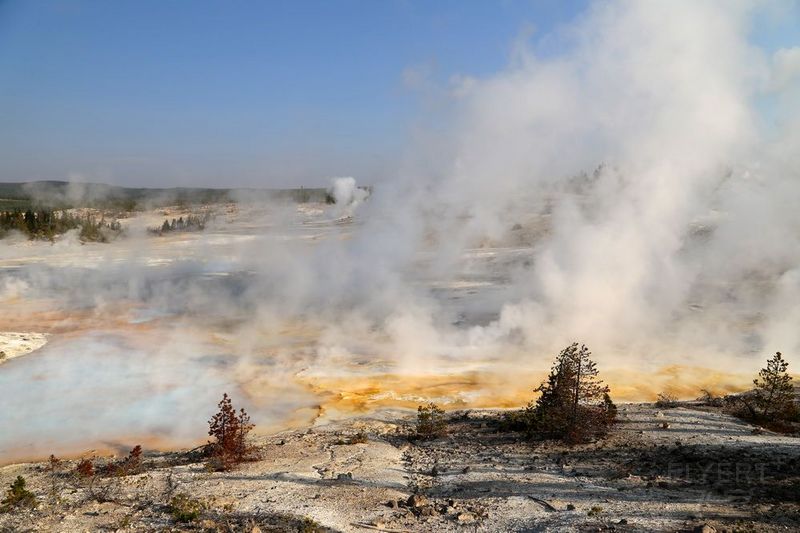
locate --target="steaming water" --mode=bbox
[0,205,532,462]
[0,202,763,463]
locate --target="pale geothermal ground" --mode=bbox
[0,202,797,531]
[0,405,798,532]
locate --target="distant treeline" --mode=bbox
[149,214,211,235]
[0,209,121,242]
[0,181,336,211]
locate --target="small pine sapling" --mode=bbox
[415,402,447,439]
[752,352,795,419]
[207,393,255,470]
[0,476,37,513]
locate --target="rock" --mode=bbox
[566,504,576,511]
[387,500,397,508]
[693,525,716,533]
[661,422,671,429]
[251,527,262,533]
[336,472,353,481]
[407,494,429,508]
[462,466,471,474]
[456,512,475,523]
[618,518,628,525]
[419,506,436,516]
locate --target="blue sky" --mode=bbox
[0,0,797,188]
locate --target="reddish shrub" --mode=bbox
[102,445,144,476]
[207,393,254,470]
[75,459,94,478]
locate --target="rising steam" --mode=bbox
[1,0,799,462]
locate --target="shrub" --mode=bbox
[513,343,616,444]
[602,392,618,423]
[336,431,368,445]
[415,402,447,439]
[499,404,536,432]
[732,352,797,426]
[47,455,61,499]
[168,493,204,523]
[207,393,255,470]
[0,476,37,513]
[300,517,324,532]
[103,445,143,476]
[655,392,679,408]
[75,458,95,478]
[349,431,368,444]
[121,445,143,474]
[698,389,723,407]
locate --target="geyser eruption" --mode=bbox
[1,0,799,463]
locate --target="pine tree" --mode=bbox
[207,393,254,470]
[0,476,36,512]
[529,343,614,443]
[416,402,447,438]
[752,352,795,419]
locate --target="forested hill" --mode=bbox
[0,181,331,211]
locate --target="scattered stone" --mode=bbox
[419,506,436,516]
[407,494,429,508]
